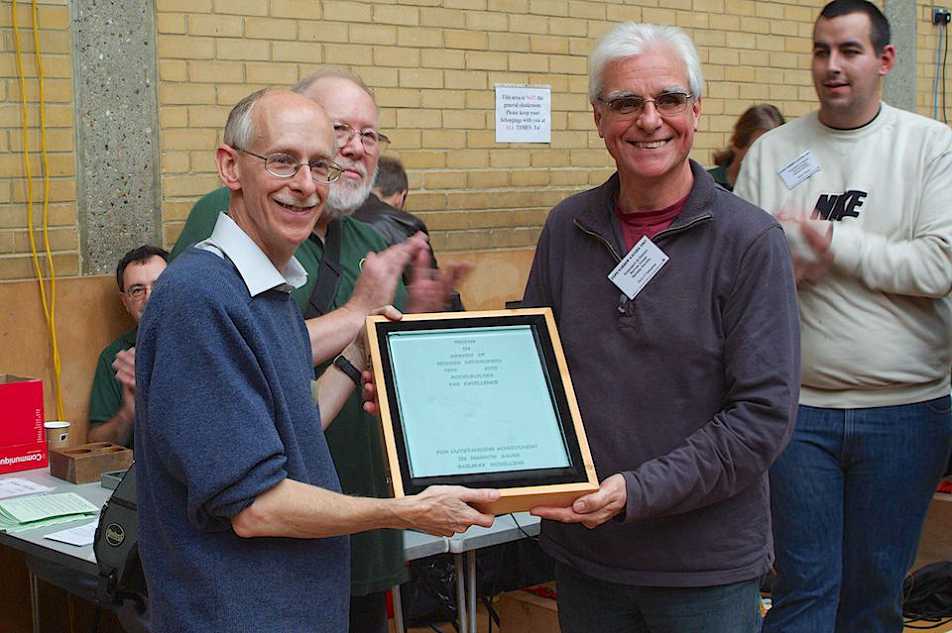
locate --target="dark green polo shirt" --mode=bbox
[707,164,732,191]
[88,329,137,447]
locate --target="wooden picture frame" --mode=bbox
[365,308,599,515]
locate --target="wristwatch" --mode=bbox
[333,354,363,387]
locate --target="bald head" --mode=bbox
[224,88,332,151]
[293,68,378,111]
[248,90,334,152]
[298,75,379,124]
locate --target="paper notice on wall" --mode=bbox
[495,85,551,143]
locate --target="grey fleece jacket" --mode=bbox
[523,161,800,587]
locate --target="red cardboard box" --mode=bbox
[0,375,48,474]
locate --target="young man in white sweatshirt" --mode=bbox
[735,2,952,632]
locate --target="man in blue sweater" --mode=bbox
[169,67,467,632]
[135,88,498,633]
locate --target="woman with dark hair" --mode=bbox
[709,103,785,191]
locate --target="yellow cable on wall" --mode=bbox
[12,0,65,420]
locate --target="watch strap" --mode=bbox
[333,354,363,387]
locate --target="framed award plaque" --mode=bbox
[366,308,598,515]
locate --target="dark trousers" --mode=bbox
[555,561,761,633]
[349,590,388,633]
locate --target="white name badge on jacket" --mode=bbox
[609,236,669,300]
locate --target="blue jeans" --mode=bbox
[555,561,762,633]
[764,397,952,633]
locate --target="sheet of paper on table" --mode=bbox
[44,519,99,547]
[0,478,53,500]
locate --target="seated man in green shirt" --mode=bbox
[171,67,465,633]
[87,245,168,447]
[25,245,168,631]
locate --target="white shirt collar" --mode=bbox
[196,212,308,297]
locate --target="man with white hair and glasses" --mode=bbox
[523,22,800,632]
[171,69,465,633]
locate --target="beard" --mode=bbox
[323,161,378,222]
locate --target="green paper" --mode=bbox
[0,492,99,533]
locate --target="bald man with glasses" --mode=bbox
[169,68,465,633]
[136,88,495,633]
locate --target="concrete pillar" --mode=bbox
[883,0,918,113]
[71,0,161,274]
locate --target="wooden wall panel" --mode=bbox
[0,276,133,444]
[0,247,536,441]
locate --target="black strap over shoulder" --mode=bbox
[95,463,147,611]
[303,219,342,319]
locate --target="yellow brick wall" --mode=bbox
[2,0,952,281]
[0,0,77,281]
[155,0,837,254]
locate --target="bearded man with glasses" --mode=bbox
[522,22,800,632]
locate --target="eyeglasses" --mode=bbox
[237,149,343,183]
[124,284,154,301]
[333,122,390,153]
[597,91,694,117]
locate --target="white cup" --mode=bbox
[44,420,71,450]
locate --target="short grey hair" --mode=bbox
[588,23,704,103]
[292,66,377,107]
[223,87,274,150]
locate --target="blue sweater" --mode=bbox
[135,248,349,633]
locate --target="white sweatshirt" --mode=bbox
[735,104,952,408]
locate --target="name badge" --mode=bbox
[608,236,669,300]
[778,150,821,190]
